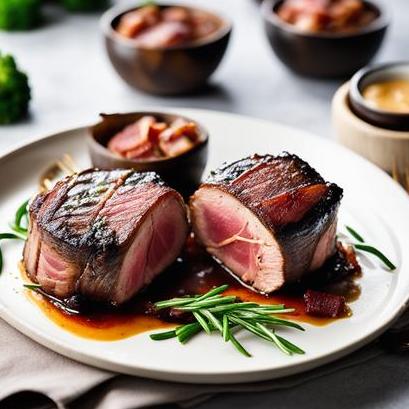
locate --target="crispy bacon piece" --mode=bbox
[162,7,191,23]
[116,5,161,38]
[304,289,346,317]
[277,0,375,33]
[160,136,194,157]
[107,116,200,161]
[134,21,192,48]
[124,142,155,160]
[116,5,220,46]
[107,116,156,154]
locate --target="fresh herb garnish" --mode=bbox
[10,199,29,235]
[354,244,396,271]
[150,285,304,357]
[345,225,364,243]
[0,199,29,274]
[345,225,396,271]
[23,283,42,290]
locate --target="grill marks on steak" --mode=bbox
[29,170,131,297]
[23,170,188,304]
[78,173,188,303]
[190,153,343,294]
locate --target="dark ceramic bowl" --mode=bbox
[88,112,209,197]
[100,4,232,95]
[261,0,389,78]
[349,62,409,131]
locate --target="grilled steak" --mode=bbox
[23,169,188,305]
[190,153,343,293]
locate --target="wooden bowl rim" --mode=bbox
[332,82,409,141]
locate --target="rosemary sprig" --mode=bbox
[345,225,396,271]
[150,285,304,357]
[345,225,364,243]
[23,283,42,290]
[0,199,29,275]
[354,244,396,271]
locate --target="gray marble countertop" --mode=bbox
[0,1,409,408]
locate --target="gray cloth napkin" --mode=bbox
[1,311,407,409]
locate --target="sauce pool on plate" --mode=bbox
[24,239,362,341]
[362,80,409,113]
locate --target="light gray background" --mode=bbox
[0,1,408,408]
[1,0,408,150]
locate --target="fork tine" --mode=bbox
[56,160,74,176]
[39,155,79,192]
[62,154,78,173]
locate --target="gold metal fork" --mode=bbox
[39,154,78,192]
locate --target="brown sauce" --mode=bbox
[25,239,361,341]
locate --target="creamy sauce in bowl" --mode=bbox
[362,80,409,113]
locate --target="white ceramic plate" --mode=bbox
[0,109,408,384]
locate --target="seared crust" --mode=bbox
[193,153,343,283]
[23,168,185,302]
[77,189,185,302]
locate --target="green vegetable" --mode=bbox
[0,0,42,31]
[23,283,42,290]
[345,225,396,271]
[61,0,109,12]
[345,225,365,243]
[0,198,29,274]
[0,53,31,124]
[354,244,396,271]
[150,285,305,358]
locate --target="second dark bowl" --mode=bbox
[261,0,389,78]
[88,112,209,197]
[101,4,232,95]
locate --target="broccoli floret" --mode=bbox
[0,0,42,31]
[0,53,31,124]
[61,0,109,12]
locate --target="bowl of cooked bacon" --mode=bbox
[101,3,232,94]
[261,0,389,78]
[88,112,209,197]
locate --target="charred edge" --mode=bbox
[206,152,324,185]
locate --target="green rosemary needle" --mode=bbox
[0,198,31,274]
[23,283,42,290]
[354,244,396,271]
[150,285,304,357]
[345,225,365,243]
[345,225,396,271]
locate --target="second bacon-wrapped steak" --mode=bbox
[23,169,188,305]
[190,153,343,293]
